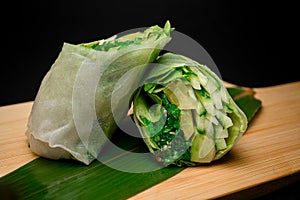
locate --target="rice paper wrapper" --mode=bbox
[26,23,172,165]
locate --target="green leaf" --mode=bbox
[0,131,183,200]
[227,87,262,122]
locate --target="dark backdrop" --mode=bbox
[1,1,298,106]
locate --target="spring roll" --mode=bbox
[25,22,172,165]
[132,52,248,166]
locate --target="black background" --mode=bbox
[1,1,299,198]
[1,0,298,106]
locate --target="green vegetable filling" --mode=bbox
[93,37,143,51]
[140,91,191,165]
[133,52,249,166]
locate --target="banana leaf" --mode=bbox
[0,86,261,200]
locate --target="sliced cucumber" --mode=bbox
[189,74,202,90]
[195,115,205,133]
[214,124,229,139]
[206,113,219,126]
[215,138,227,150]
[216,110,233,129]
[163,80,198,110]
[204,119,214,138]
[195,89,216,115]
[191,133,216,163]
[189,66,208,87]
[196,101,206,116]
[205,79,218,94]
[180,110,194,140]
[211,91,223,110]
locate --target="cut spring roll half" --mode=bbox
[25,22,173,165]
[133,52,248,166]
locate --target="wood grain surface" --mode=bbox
[0,81,299,199]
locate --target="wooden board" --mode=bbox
[0,81,299,199]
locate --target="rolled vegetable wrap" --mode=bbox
[25,22,172,165]
[132,52,248,166]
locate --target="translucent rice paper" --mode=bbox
[26,23,172,165]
